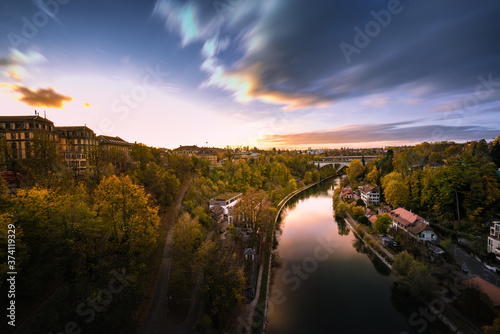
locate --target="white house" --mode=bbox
[209,192,242,223]
[389,207,436,242]
[488,221,500,254]
[359,184,380,205]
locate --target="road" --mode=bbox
[452,244,500,286]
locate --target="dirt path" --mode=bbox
[139,177,192,334]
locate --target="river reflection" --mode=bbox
[266,178,449,334]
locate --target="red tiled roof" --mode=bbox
[341,187,353,194]
[464,277,500,307]
[390,208,425,226]
[368,216,377,224]
[365,208,376,216]
[407,221,432,235]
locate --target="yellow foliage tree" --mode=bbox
[94,175,159,266]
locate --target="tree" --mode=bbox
[491,141,500,168]
[93,175,159,265]
[382,172,409,208]
[483,316,500,334]
[350,205,364,219]
[334,202,349,218]
[199,240,245,327]
[392,251,416,277]
[407,261,435,299]
[439,237,452,253]
[233,187,270,232]
[366,166,379,185]
[347,159,365,183]
[135,162,180,209]
[373,213,392,234]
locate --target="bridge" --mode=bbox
[309,155,379,172]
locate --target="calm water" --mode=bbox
[266,178,447,334]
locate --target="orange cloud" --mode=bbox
[204,63,331,110]
[84,102,91,108]
[11,85,73,108]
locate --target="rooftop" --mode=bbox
[463,276,500,307]
[359,184,380,194]
[211,192,242,201]
[0,115,54,124]
[98,135,132,146]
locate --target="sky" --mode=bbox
[1,0,500,149]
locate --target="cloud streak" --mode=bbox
[10,85,73,108]
[153,0,500,111]
[261,121,500,147]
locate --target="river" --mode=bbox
[266,178,448,334]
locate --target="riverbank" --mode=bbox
[344,212,394,270]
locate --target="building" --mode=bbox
[488,221,500,254]
[173,145,218,166]
[463,276,500,307]
[173,145,200,157]
[389,207,436,242]
[209,192,242,223]
[196,147,218,166]
[97,135,132,158]
[340,187,354,200]
[359,184,380,205]
[0,115,59,161]
[57,126,98,175]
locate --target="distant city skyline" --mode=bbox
[1,0,500,149]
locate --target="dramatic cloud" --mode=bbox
[11,85,73,108]
[154,0,500,110]
[262,121,500,147]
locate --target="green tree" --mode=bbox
[491,141,500,168]
[392,251,416,277]
[407,261,435,299]
[335,202,349,218]
[373,213,392,235]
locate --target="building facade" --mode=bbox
[57,126,98,175]
[488,222,500,254]
[173,145,218,166]
[359,184,380,205]
[0,115,59,162]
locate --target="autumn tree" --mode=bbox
[233,187,270,232]
[382,172,409,208]
[366,166,379,185]
[349,205,365,219]
[347,159,365,183]
[93,175,159,267]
